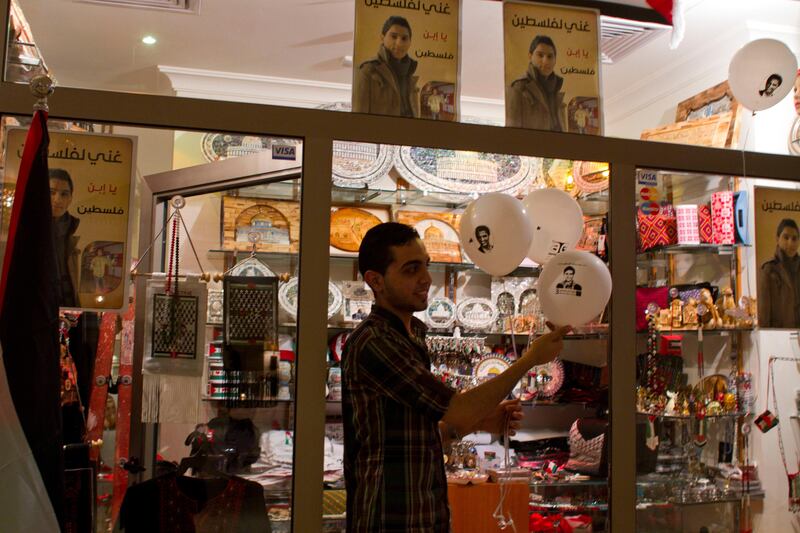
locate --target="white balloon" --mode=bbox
[537,250,611,327]
[728,39,798,112]
[523,188,584,265]
[459,193,532,277]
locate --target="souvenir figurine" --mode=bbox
[718,287,737,329]
[670,298,684,329]
[657,309,672,330]
[699,288,721,329]
[683,298,699,327]
[665,390,678,415]
[724,392,737,413]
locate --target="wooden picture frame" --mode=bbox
[329,205,392,256]
[395,210,464,264]
[222,196,300,253]
[641,81,744,149]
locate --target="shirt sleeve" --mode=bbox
[352,333,455,422]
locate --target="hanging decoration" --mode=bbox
[645,0,686,49]
[139,196,208,424]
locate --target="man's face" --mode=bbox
[382,24,411,60]
[477,229,490,247]
[779,227,799,257]
[530,43,556,77]
[564,270,574,283]
[766,78,780,95]
[50,178,72,218]
[370,238,431,312]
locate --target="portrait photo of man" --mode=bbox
[353,16,420,118]
[506,35,567,131]
[759,73,783,97]
[50,168,81,308]
[475,225,493,254]
[556,266,582,296]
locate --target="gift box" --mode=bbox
[561,515,593,532]
[698,204,713,243]
[711,191,735,244]
[676,204,700,244]
[638,210,677,251]
[529,512,561,532]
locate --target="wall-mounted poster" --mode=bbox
[5,128,135,311]
[395,210,463,263]
[222,196,300,253]
[503,1,601,134]
[352,0,461,121]
[755,187,800,329]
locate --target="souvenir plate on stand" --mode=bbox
[474,355,512,379]
[455,298,497,330]
[529,359,565,399]
[394,146,537,195]
[278,277,343,320]
[330,207,384,252]
[425,297,456,330]
[573,161,610,194]
[331,141,397,188]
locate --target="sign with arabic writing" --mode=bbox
[5,128,136,311]
[352,0,461,121]
[755,187,800,328]
[503,1,602,134]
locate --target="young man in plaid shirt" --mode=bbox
[343,223,569,532]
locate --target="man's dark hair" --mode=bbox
[358,222,419,277]
[765,73,783,87]
[475,225,490,237]
[563,266,576,274]
[529,35,556,55]
[777,218,799,237]
[49,168,74,193]
[382,16,412,37]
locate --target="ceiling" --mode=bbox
[12,0,800,120]
[16,0,665,99]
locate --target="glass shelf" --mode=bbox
[636,327,754,336]
[637,243,749,257]
[529,502,608,512]
[208,249,541,276]
[636,412,744,420]
[530,478,607,488]
[637,492,765,509]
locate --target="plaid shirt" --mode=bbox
[343,305,455,532]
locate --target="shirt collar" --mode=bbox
[369,304,427,340]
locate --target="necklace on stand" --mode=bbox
[760,356,800,512]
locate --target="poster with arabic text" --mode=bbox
[503,1,602,134]
[353,0,461,121]
[5,128,136,311]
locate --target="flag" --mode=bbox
[646,0,686,49]
[0,110,63,530]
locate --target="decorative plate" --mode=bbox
[228,256,277,278]
[207,289,223,324]
[331,141,397,188]
[330,207,383,252]
[394,146,536,195]
[425,297,456,329]
[455,298,497,330]
[573,161,610,194]
[474,355,511,379]
[278,277,343,320]
[200,133,300,163]
[529,359,564,399]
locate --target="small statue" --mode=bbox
[665,390,678,415]
[670,298,684,329]
[657,309,672,330]
[736,296,757,328]
[683,298,699,327]
[699,288,721,329]
[718,287,737,329]
[723,392,737,413]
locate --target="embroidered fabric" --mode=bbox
[564,420,605,476]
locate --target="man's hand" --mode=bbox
[522,322,571,367]
[474,398,524,436]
